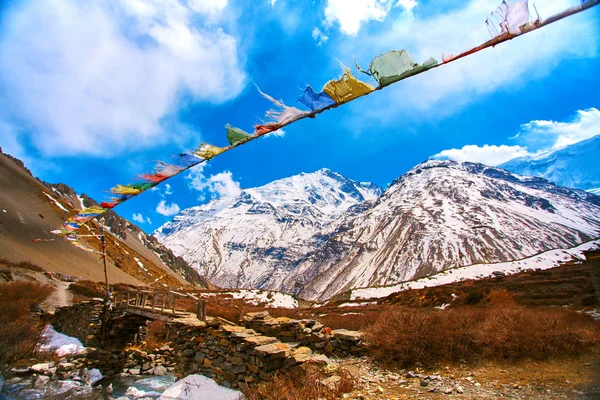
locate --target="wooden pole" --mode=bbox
[99,224,110,349]
[100,225,109,296]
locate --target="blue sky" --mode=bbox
[1,0,599,232]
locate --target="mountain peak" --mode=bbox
[500,134,600,192]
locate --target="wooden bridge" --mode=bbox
[114,290,207,323]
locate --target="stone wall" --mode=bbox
[53,300,104,348]
[50,306,364,390]
[240,311,364,357]
[172,318,332,390]
[53,300,150,349]
[84,346,176,378]
[103,312,149,348]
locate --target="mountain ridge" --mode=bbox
[500,134,600,193]
[156,160,600,300]
[0,150,207,288]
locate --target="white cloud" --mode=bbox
[324,0,415,36]
[0,0,245,157]
[432,107,600,166]
[156,200,181,216]
[164,183,173,196]
[339,0,598,121]
[397,0,417,12]
[514,108,600,151]
[312,27,329,46]
[187,166,242,201]
[132,212,152,224]
[269,0,277,6]
[187,0,228,18]
[433,144,531,166]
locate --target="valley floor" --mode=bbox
[341,349,600,399]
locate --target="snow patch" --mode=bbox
[230,289,298,308]
[338,301,377,307]
[37,325,86,357]
[159,375,242,400]
[77,194,86,209]
[350,239,600,301]
[43,192,69,212]
[134,257,149,272]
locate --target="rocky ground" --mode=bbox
[337,350,600,399]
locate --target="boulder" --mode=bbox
[33,375,50,389]
[30,363,54,374]
[243,336,278,346]
[332,329,363,342]
[153,366,167,376]
[254,343,293,359]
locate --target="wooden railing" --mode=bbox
[114,290,207,321]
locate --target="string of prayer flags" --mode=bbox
[172,153,203,168]
[194,143,225,160]
[52,0,599,248]
[110,184,143,196]
[358,50,438,88]
[296,86,336,112]
[322,62,375,104]
[227,125,253,147]
[254,86,312,134]
[140,162,185,183]
[486,0,531,37]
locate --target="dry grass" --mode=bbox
[145,320,170,350]
[365,291,600,367]
[0,281,54,363]
[206,302,245,323]
[68,280,106,300]
[0,257,44,272]
[242,367,355,400]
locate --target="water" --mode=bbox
[105,374,177,399]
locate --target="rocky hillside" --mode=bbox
[0,150,207,288]
[154,169,381,289]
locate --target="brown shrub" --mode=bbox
[0,257,44,272]
[0,281,54,363]
[145,320,170,350]
[68,280,106,300]
[206,303,244,323]
[365,301,600,367]
[242,367,355,400]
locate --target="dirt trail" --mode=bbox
[43,280,72,311]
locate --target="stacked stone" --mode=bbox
[52,300,104,348]
[172,318,329,390]
[104,314,149,347]
[240,312,364,357]
[84,346,175,378]
[7,355,101,391]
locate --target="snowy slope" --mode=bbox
[156,160,600,301]
[154,169,381,290]
[500,134,600,192]
[349,239,600,301]
[290,160,600,301]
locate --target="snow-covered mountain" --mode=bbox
[156,161,600,301]
[290,160,600,300]
[500,134,600,193]
[154,169,381,289]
